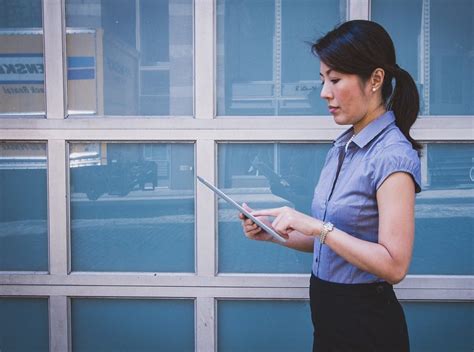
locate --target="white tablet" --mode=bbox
[197,176,287,243]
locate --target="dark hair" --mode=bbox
[312,20,422,153]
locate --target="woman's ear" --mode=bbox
[370,68,385,92]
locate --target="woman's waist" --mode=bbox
[310,273,393,297]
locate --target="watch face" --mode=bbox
[325,222,334,231]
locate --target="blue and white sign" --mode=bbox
[0,54,44,84]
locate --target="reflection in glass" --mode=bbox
[69,142,195,272]
[72,298,194,352]
[0,0,45,115]
[218,300,312,351]
[217,143,331,273]
[411,143,473,274]
[0,142,48,271]
[429,0,473,114]
[65,0,193,116]
[0,298,49,352]
[402,302,474,351]
[217,0,346,116]
[372,0,473,115]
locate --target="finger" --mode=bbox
[271,213,284,232]
[249,221,258,229]
[245,223,258,232]
[272,215,291,236]
[244,218,255,226]
[240,215,253,226]
[244,227,256,237]
[247,228,262,237]
[251,207,283,217]
[239,212,251,220]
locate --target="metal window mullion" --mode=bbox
[195,0,215,119]
[0,115,472,135]
[43,0,67,119]
[196,139,216,276]
[1,128,473,142]
[196,297,215,352]
[420,144,429,187]
[273,0,282,115]
[49,295,69,352]
[136,0,142,101]
[1,274,472,291]
[348,0,370,20]
[421,0,431,115]
[47,140,69,275]
[195,138,217,352]
[2,285,472,301]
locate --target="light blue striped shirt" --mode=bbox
[311,111,421,283]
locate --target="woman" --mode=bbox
[240,20,421,351]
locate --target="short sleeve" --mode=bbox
[371,144,422,193]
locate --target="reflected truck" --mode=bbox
[71,160,158,200]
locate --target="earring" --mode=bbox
[372,87,377,92]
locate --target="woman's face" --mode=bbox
[319,61,374,131]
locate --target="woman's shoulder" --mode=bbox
[380,124,411,146]
[367,126,421,192]
[369,124,418,160]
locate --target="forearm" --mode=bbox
[323,229,408,284]
[272,230,314,253]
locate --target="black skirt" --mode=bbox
[310,274,409,352]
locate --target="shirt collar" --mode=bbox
[334,111,396,149]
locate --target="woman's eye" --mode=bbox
[319,78,339,87]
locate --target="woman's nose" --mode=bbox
[320,81,332,100]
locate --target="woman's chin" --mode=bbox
[333,116,351,126]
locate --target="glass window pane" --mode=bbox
[217,143,331,273]
[0,0,45,116]
[411,143,473,275]
[65,0,193,116]
[70,142,195,272]
[217,0,346,116]
[0,142,48,271]
[0,298,49,352]
[71,298,194,352]
[372,0,473,115]
[218,300,313,351]
[402,302,473,351]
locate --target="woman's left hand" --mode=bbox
[251,206,322,238]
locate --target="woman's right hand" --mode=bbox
[239,203,274,242]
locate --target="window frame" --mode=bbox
[0,1,472,351]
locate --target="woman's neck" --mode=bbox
[353,104,386,134]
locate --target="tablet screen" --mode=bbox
[197,176,287,243]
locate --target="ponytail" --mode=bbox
[384,64,422,155]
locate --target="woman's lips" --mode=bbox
[328,106,339,114]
